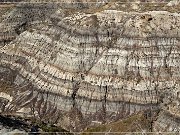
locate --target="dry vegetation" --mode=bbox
[82,113,152,134]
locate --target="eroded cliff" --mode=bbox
[0,0,179,132]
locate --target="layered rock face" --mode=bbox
[0,0,180,132]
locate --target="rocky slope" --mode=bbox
[0,0,180,132]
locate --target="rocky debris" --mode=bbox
[0,0,179,132]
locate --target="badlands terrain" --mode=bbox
[0,0,180,134]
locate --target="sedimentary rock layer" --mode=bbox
[0,0,179,132]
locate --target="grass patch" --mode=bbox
[81,113,152,135]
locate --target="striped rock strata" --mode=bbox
[0,1,180,132]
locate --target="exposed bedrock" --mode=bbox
[0,0,109,47]
[0,1,180,132]
[153,111,180,132]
